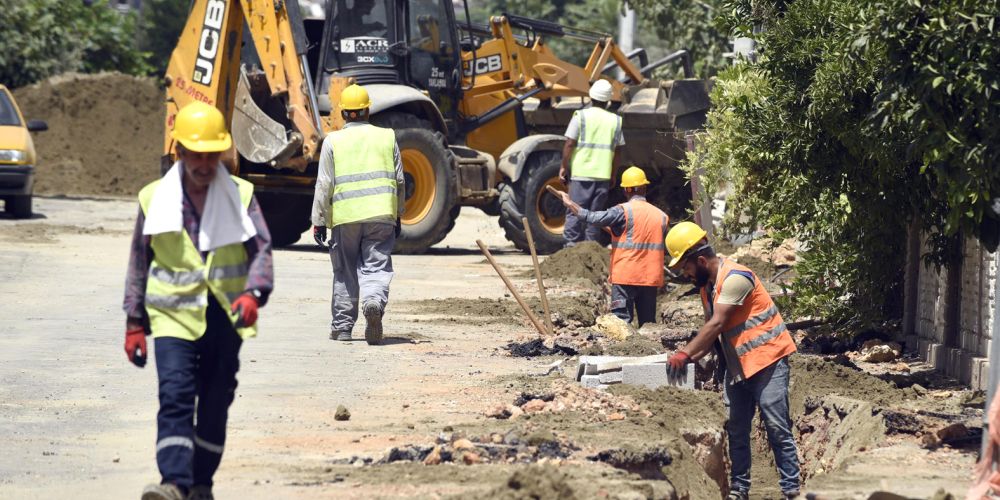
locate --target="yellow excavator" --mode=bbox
[161,0,709,253]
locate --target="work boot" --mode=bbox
[363,301,383,345]
[187,485,213,500]
[725,491,749,500]
[330,331,352,341]
[783,490,801,499]
[141,483,185,500]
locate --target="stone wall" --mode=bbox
[905,231,995,390]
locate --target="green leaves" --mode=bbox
[0,0,151,88]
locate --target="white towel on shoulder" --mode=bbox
[143,161,257,251]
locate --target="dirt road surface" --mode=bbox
[0,197,976,499]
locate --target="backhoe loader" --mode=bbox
[161,0,709,253]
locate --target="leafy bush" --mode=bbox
[0,0,150,88]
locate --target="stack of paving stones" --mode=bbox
[576,355,695,390]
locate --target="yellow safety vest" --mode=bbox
[327,124,397,227]
[138,176,257,341]
[570,106,621,180]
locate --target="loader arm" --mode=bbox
[163,0,322,172]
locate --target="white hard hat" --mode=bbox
[589,79,613,102]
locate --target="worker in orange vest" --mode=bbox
[555,166,667,326]
[664,222,800,499]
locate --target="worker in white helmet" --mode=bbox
[559,79,625,247]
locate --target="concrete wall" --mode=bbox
[905,231,995,390]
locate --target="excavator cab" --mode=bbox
[315,0,464,121]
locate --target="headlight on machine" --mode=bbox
[0,149,27,164]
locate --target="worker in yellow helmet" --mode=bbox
[664,222,800,499]
[559,79,625,246]
[123,101,274,500]
[311,84,405,344]
[555,166,667,326]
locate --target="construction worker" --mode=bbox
[311,84,404,344]
[559,79,624,246]
[555,166,667,326]
[664,222,800,499]
[122,102,274,500]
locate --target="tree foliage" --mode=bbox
[691,0,1000,327]
[0,0,150,88]
[138,0,191,75]
[627,0,732,78]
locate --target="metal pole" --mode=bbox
[616,4,636,81]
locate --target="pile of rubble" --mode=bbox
[375,429,579,466]
[484,380,649,422]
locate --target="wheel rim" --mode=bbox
[401,149,436,225]
[536,177,567,234]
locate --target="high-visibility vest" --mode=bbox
[609,199,668,287]
[700,258,796,381]
[138,176,257,341]
[327,124,397,227]
[570,106,621,180]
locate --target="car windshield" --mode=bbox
[0,91,21,127]
[325,0,394,68]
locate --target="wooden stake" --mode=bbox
[522,217,554,335]
[476,240,548,337]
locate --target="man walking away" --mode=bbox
[123,101,274,500]
[556,166,667,326]
[560,79,625,246]
[311,84,405,345]
[664,222,800,499]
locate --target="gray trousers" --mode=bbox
[329,222,395,333]
[564,179,610,244]
[610,284,658,327]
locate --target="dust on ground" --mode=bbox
[404,295,599,329]
[0,222,131,243]
[13,72,163,197]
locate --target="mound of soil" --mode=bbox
[539,242,609,285]
[789,356,909,415]
[13,72,163,197]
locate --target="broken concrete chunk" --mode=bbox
[334,405,351,421]
[621,363,695,390]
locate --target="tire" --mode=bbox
[9,195,31,219]
[256,192,312,247]
[497,150,566,254]
[371,112,458,254]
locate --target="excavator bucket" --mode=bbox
[231,70,300,166]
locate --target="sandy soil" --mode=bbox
[0,199,978,499]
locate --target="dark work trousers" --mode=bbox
[610,284,658,326]
[154,296,243,490]
[563,179,610,244]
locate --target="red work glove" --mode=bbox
[231,293,259,328]
[124,325,147,368]
[667,351,690,378]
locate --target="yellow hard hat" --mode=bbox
[339,84,372,110]
[620,166,650,188]
[666,221,708,267]
[171,102,231,153]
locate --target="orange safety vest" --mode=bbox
[609,199,669,287]
[700,258,797,381]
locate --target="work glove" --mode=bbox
[667,351,690,378]
[313,225,327,247]
[231,293,259,328]
[394,218,401,238]
[124,324,147,368]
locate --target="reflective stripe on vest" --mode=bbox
[328,124,397,227]
[138,176,257,341]
[700,259,796,381]
[609,199,668,287]
[571,107,621,180]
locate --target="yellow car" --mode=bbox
[0,84,47,218]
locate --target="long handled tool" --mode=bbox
[476,240,548,337]
[522,217,554,335]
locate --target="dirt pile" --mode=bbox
[477,466,579,500]
[484,379,646,422]
[377,430,579,466]
[13,72,163,197]
[539,242,609,285]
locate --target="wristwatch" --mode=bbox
[249,289,263,300]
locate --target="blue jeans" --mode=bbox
[610,284,658,326]
[154,297,243,490]
[725,356,800,494]
[563,179,609,244]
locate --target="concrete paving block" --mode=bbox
[926,343,946,371]
[959,350,974,384]
[577,356,634,379]
[946,348,963,378]
[598,370,624,384]
[579,374,609,390]
[621,363,694,390]
[971,357,989,391]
